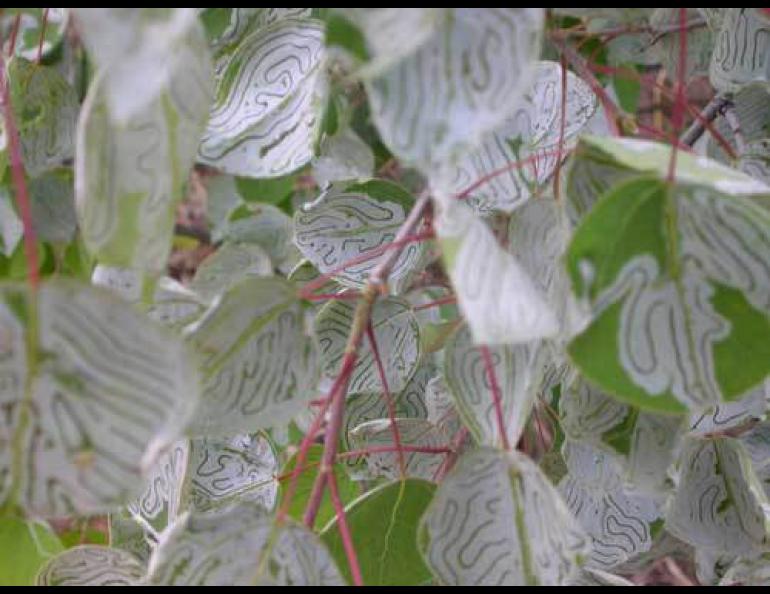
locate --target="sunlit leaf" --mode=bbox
[198,18,327,178]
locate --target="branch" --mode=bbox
[679,93,731,149]
[722,101,747,157]
[302,194,433,530]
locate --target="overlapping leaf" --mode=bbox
[350,418,446,481]
[147,504,344,586]
[559,440,662,570]
[75,21,213,274]
[567,136,770,413]
[189,242,273,303]
[294,180,425,292]
[198,18,327,178]
[444,325,549,449]
[36,546,144,586]
[315,296,420,394]
[0,280,199,517]
[7,58,78,177]
[666,436,770,554]
[323,479,436,586]
[419,448,589,585]
[365,8,544,170]
[436,200,559,345]
[442,61,596,214]
[185,277,318,436]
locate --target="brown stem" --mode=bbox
[679,94,731,149]
[722,101,747,157]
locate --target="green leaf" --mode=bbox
[365,8,544,170]
[185,277,318,436]
[0,279,199,516]
[36,546,145,586]
[566,137,770,413]
[198,18,327,178]
[666,436,770,555]
[419,448,589,585]
[28,170,77,244]
[220,202,300,274]
[324,12,370,62]
[280,444,358,529]
[189,242,273,303]
[0,518,63,586]
[1,9,68,61]
[148,505,345,585]
[75,23,213,274]
[315,296,421,394]
[235,175,295,205]
[612,67,641,114]
[294,180,424,292]
[312,128,375,187]
[7,58,78,177]
[322,479,436,586]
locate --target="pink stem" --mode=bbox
[0,53,39,291]
[480,345,509,451]
[365,321,406,477]
[327,470,363,586]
